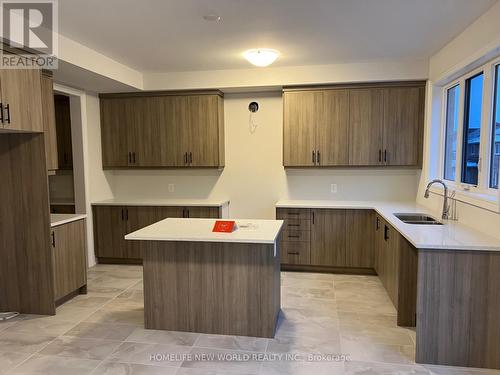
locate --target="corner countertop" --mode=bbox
[50,214,87,227]
[276,200,500,252]
[92,198,230,207]
[125,218,284,244]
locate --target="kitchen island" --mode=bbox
[125,218,284,338]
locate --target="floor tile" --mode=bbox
[341,336,415,365]
[194,334,268,352]
[0,332,55,354]
[64,296,113,309]
[126,328,199,346]
[107,341,190,367]
[267,334,342,356]
[260,359,345,375]
[8,353,100,374]
[5,318,77,336]
[0,351,31,375]
[345,360,430,374]
[39,336,122,360]
[91,361,177,375]
[85,306,144,326]
[180,347,262,375]
[63,322,137,341]
[54,306,99,322]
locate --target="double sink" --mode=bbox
[394,213,443,225]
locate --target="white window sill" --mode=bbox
[429,185,500,213]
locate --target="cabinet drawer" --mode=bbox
[282,230,310,242]
[277,208,311,220]
[283,218,310,231]
[280,241,310,265]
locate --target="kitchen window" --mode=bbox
[461,72,484,186]
[440,57,500,202]
[444,85,460,181]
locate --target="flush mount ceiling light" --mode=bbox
[243,49,280,67]
[203,14,222,22]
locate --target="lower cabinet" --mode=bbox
[375,216,418,326]
[277,208,374,270]
[92,205,221,262]
[52,219,87,302]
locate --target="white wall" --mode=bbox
[418,1,500,239]
[103,92,418,219]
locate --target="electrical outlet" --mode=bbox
[331,184,337,193]
[168,183,175,193]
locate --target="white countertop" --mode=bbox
[125,218,284,244]
[276,200,500,251]
[50,214,87,227]
[92,198,230,207]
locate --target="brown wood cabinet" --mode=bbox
[276,208,312,265]
[0,65,43,133]
[283,82,425,167]
[93,204,221,262]
[283,90,349,167]
[100,91,225,169]
[52,219,87,301]
[41,73,58,170]
[346,209,375,268]
[311,209,347,266]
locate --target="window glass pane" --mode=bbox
[490,65,500,189]
[462,72,484,185]
[444,85,460,181]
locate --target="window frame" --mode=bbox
[488,62,500,190]
[440,59,500,198]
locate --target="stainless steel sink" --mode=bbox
[394,213,443,225]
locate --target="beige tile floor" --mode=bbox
[0,265,499,375]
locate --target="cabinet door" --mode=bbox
[374,214,384,275]
[126,206,161,259]
[283,91,320,167]
[156,206,185,219]
[383,87,423,166]
[93,206,128,259]
[0,66,43,132]
[128,97,162,167]
[54,95,73,169]
[348,88,384,165]
[382,222,400,306]
[188,95,220,167]
[41,74,58,170]
[100,98,130,168]
[52,220,87,301]
[310,209,346,267]
[186,206,220,218]
[345,210,375,268]
[316,89,349,166]
[162,96,191,166]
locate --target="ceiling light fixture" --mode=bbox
[243,49,280,67]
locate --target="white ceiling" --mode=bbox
[58,0,497,73]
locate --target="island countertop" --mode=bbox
[276,199,500,251]
[125,218,284,244]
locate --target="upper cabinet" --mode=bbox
[283,82,425,167]
[99,91,225,169]
[41,72,58,170]
[0,64,43,133]
[283,89,349,166]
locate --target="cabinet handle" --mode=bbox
[287,252,300,255]
[189,152,193,165]
[132,152,136,164]
[384,225,389,241]
[378,149,382,163]
[186,208,190,218]
[128,152,132,164]
[125,208,129,220]
[288,212,300,216]
[287,224,300,227]
[312,151,316,164]
[184,152,188,165]
[4,104,10,124]
[51,231,56,248]
[287,235,300,238]
[384,149,387,163]
[0,103,3,123]
[312,211,315,224]
[182,208,186,218]
[317,150,320,165]
[376,216,380,230]
[121,208,124,220]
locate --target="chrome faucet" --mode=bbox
[424,179,450,220]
